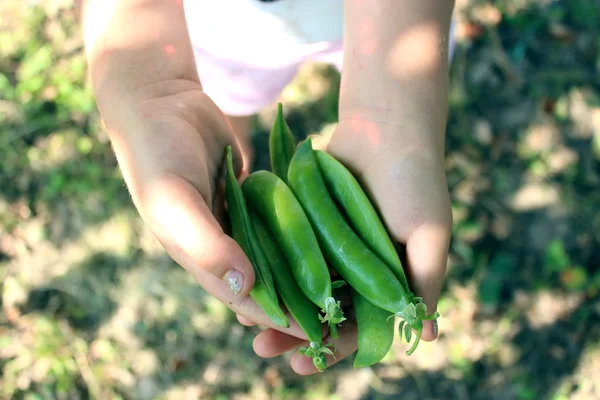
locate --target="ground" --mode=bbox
[1,1,599,399]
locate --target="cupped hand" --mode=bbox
[245,117,452,375]
[104,79,309,339]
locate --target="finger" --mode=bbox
[144,174,256,297]
[237,169,250,185]
[155,230,309,339]
[253,329,306,358]
[237,314,257,327]
[405,221,451,341]
[252,321,331,359]
[290,321,358,376]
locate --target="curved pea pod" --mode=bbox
[314,149,409,292]
[351,289,394,368]
[287,139,439,355]
[242,170,345,338]
[269,102,296,183]
[287,139,405,312]
[249,209,335,372]
[224,146,289,328]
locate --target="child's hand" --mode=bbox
[105,80,309,339]
[246,117,452,374]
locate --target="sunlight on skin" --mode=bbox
[343,19,447,118]
[83,0,181,58]
[342,115,381,146]
[340,0,454,148]
[164,43,176,55]
[80,0,196,107]
[144,177,222,262]
[363,119,380,146]
[387,22,446,80]
[81,0,118,59]
[349,115,363,132]
[83,0,185,59]
[359,19,377,55]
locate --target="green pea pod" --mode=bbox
[249,209,335,372]
[351,289,394,368]
[224,145,289,328]
[287,138,439,355]
[242,170,345,338]
[314,150,409,292]
[269,102,296,183]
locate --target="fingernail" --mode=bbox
[433,319,438,337]
[224,270,244,295]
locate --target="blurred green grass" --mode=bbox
[1,1,599,399]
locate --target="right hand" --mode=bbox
[103,79,308,338]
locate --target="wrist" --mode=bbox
[332,117,445,159]
[339,61,450,146]
[340,0,454,146]
[335,104,447,159]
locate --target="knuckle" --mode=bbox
[230,294,254,315]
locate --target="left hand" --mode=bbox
[237,116,453,375]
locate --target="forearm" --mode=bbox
[77,0,200,125]
[341,0,454,148]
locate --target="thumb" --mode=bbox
[144,174,256,297]
[405,221,451,341]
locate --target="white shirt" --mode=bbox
[183,0,344,68]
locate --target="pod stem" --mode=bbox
[405,325,423,356]
[299,342,336,372]
[395,295,440,356]
[318,297,346,337]
[329,322,338,339]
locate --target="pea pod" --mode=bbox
[249,209,335,372]
[351,289,394,368]
[269,102,296,183]
[287,139,438,355]
[314,150,409,292]
[224,145,289,328]
[242,170,345,338]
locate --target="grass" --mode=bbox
[1,0,599,399]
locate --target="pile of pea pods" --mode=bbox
[224,103,439,372]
